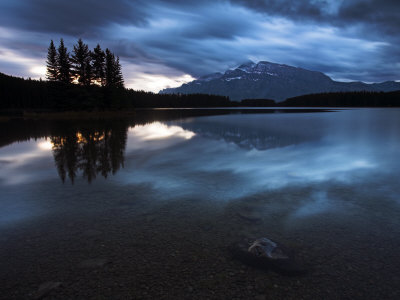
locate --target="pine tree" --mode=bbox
[105,48,115,87]
[71,38,91,86]
[91,44,106,86]
[84,50,93,86]
[104,49,124,88]
[46,40,58,81]
[114,56,124,88]
[57,38,72,83]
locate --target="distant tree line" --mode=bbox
[0,72,233,111]
[47,38,123,88]
[240,99,275,107]
[2,71,399,111]
[281,91,400,107]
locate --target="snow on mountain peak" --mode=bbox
[237,60,256,73]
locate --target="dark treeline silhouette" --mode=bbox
[0,72,115,111]
[2,71,399,110]
[126,90,232,107]
[228,92,400,107]
[0,72,233,111]
[5,72,399,110]
[281,91,400,107]
[0,73,50,110]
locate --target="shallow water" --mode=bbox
[1,108,400,299]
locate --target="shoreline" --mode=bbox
[0,106,398,122]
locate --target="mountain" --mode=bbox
[160,61,400,101]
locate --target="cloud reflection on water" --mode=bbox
[121,134,377,202]
[129,122,195,141]
[119,111,383,203]
[0,139,55,185]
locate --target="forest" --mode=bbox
[0,71,234,111]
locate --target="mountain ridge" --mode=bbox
[160,61,400,101]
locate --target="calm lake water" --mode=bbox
[1,108,400,299]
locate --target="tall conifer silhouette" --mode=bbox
[71,38,91,85]
[114,56,124,88]
[105,48,115,87]
[57,38,72,83]
[46,40,58,81]
[105,49,124,88]
[92,44,106,86]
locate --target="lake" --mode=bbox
[1,108,400,299]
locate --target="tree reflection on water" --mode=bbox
[51,123,127,183]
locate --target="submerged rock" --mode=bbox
[231,237,307,276]
[248,238,289,260]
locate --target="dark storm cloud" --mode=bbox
[231,0,400,30]
[0,0,148,36]
[0,0,399,90]
[231,0,324,19]
[229,0,400,54]
[339,0,400,29]
[98,1,264,76]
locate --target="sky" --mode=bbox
[0,0,399,92]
